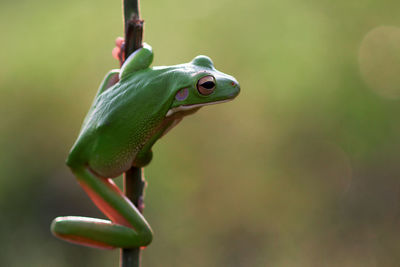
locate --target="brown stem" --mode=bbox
[124,17,144,63]
[120,1,145,266]
[121,168,146,267]
[121,0,144,65]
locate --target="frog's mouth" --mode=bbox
[165,99,233,117]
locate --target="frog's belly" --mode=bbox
[89,149,137,178]
[86,116,161,178]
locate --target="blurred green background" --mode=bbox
[1,0,400,266]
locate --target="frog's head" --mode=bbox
[165,55,240,118]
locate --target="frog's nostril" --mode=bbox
[230,81,240,89]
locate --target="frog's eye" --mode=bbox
[197,76,216,95]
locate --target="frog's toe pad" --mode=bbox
[112,37,125,61]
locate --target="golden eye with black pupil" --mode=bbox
[197,76,216,95]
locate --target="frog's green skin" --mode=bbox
[51,43,240,249]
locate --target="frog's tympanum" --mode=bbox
[51,43,240,249]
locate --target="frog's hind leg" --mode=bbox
[51,217,138,249]
[51,166,152,249]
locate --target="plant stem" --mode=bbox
[120,1,145,266]
[121,167,146,267]
[123,0,140,20]
[122,0,144,64]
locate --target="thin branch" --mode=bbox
[121,168,146,267]
[124,18,144,61]
[122,0,144,64]
[120,1,145,267]
[123,0,140,20]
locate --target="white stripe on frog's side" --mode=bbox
[165,99,233,117]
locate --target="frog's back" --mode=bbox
[67,69,174,177]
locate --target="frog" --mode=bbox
[51,43,240,249]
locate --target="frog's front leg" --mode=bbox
[51,161,153,249]
[94,69,120,99]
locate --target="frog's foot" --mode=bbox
[112,37,125,63]
[51,216,150,249]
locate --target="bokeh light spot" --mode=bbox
[359,26,400,99]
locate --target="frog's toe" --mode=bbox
[112,37,125,61]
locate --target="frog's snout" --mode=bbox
[229,81,240,98]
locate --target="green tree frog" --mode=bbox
[51,43,240,249]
